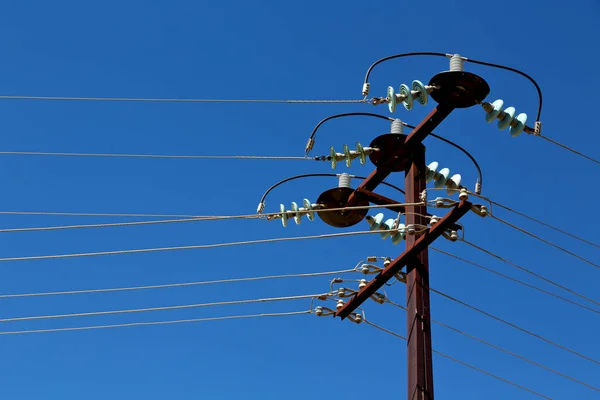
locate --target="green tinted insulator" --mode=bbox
[330,146,337,170]
[426,161,439,182]
[412,80,428,106]
[303,198,315,221]
[400,84,413,110]
[434,168,450,188]
[498,107,515,130]
[291,201,301,224]
[510,113,527,137]
[486,99,504,122]
[356,142,367,165]
[280,204,288,227]
[343,144,352,167]
[387,86,397,113]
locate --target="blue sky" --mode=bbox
[0,1,598,399]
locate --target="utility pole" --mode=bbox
[404,138,433,400]
[265,53,540,399]
[335,106,473,399]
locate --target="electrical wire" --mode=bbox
[362,52,448,88]
[0,211,212,218]
[464,57,543,121]
[258,173,405,211]
[0,228,404,263]
[0,201,417,221]
[386,299,600,390]
[471,195,600,250]
[431,248,600,316]
[0,151,314,161]
[462,239,600,308]
[363,320,551,399]
[0,310,312,335]
[404,122,484,190]
[0,293,328,323]
[305,112,393,156]
[429,288,600,366]
[0,216,252,233]
[490,215,600,269]
[538,135,600,165]
[0,268,356,299]
[0,202,422,234]
[0,95,366,104]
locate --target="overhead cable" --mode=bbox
[0,293,328,323]
[430,288,600,365]
[364,320,551,399]
[0,268,356,299]
[491,215,600,269]
[0,151,314,161]
[0,310,312,335]
[0,95,366,104]
[0,228,404,263]
[462,239,600,308]
[386,299,600,390]
[431,248,600,315]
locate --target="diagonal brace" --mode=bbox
[335,200,472,320]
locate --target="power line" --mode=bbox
[386,300,600,391]
[0,95,366,104]
[363,320,551,399]
[491,215,600,269]
[429,288,600,365]
[0,268,356,299]
[539,135,600,165]
[461,239,600,308]
[431,248,600,315]
[0,203,423,234]
[0,293,326,323]
[0,211,213,218]
[495,200,598,249]
[0,151,314,161]
[0,216,257,233]
[0,310,312,335]
[0,229,404,263]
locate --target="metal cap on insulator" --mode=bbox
[435,197,444,207]
[362,83,370,97]
[305,138,315,155]
[430,215,439,226]
[458,188,469,201]
[315,306,324,316]
[336,299,344,310]
[449,230,459,241]
[383,257,392,267]
[407,224,416,235]
[337,288,346,297]
[358,279,368,289]
[480,205,488,217]
[475,180,482,195]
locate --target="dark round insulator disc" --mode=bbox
[316,187,369,228]
[429,71,490,108]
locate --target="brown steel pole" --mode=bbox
[405,142,434,400]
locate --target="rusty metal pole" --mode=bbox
[405,142,434,400]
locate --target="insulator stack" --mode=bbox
[387,80,434,112]
[278,199,319,227]
[365,212,408,245]
[482,99,529,137]
[329,142,378,169]
[425,161,463,195]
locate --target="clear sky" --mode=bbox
[0,1,598,399]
